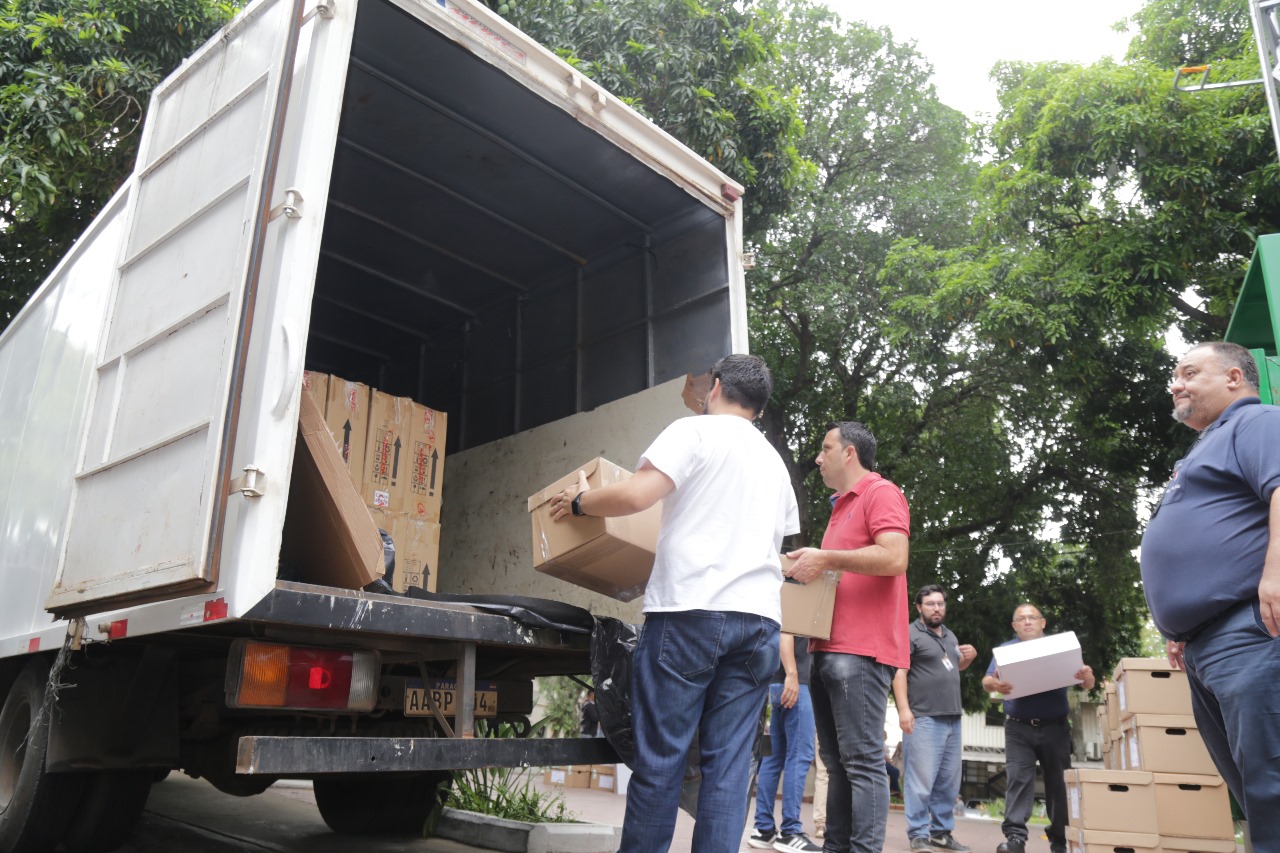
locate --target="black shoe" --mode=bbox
[911,838,934,852]
[1050,846,1067,853]
[774,834,823,853]
[748,829,776,849]
[931,833,971,853]
[996,840,1025,853]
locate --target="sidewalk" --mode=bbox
[529,775,1019,853]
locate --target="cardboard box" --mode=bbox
[1157,837,1235,853]
[1065,769,1156,832]
[527,458,661,601]
[1103,681,1121,734]
[1152,773,1233,839]
[991,631,1085,699]
[280,389,383,589]
[324,377,370,488]
[1122,715,1216,775]
[304,370,329,412]
[590,767,616,791]
[566,766,591,788]
[544,767,568,786]
[779,556,839,639]
[389,513,440,593]
[363,391,414,511]
[406,401,448,523]
[1113,658,1193,719]
[1068,828,1159,853]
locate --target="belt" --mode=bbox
[1006,715,1066,727]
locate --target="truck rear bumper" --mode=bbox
[236,734,619,774]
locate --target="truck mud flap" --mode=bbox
[236,733,619,774]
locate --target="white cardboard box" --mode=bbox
[992,631,1085,700]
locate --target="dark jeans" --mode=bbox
[1183,599,1280,847]
[811,652,895,853]
[618,610,779,853]
[1002,719,1071,847]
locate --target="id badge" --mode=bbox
[942,656,954,672]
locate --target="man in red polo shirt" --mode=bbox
[786,421,910,853]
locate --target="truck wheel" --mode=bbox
[313,771,452,835]
[0,659,86,852]
[59,770,154,853]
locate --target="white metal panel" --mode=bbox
[215,0,360,616]
[48,0,304,613]
[0,188,128,647]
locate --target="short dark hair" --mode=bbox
[1191,342,1260,391]
[827,421,877,470]
[1012,602,1042,620]
[915,584,945,606]
[711,354,773,416]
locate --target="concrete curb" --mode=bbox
[436,807,621,853]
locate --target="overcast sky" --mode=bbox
[822,0,1147,118]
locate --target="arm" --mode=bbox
[957,644,978,671]
[779,634,799,709]
[549,464,674,520]
[1259,488,1280,637]
[982,670,1012,696]
[784,531,909,584]
[892,669,914,734]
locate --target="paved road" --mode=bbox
[122,772,1018,852]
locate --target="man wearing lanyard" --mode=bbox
[892,585,977,852]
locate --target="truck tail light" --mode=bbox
[227,640,379,711]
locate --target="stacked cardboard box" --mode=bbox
[590,764,616,791]
[543,765,592,788]
[1065,659,1233,853]
[304,373,447,592]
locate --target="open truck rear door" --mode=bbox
[46,0,324,616]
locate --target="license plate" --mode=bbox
[404,679,498,717]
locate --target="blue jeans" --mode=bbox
[902,714,961,840]
[618,610,780,853]
[810,652,895,853]
[754,683,816,836]
[1183,599,1280,847]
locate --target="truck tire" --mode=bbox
[59,770,154,853]
[313,771,451,835]
[0,658,86,852]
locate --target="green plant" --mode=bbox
[535,676,588,738]
[440,720,577,825]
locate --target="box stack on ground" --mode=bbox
[543,765,593,789]
[304,370,446,592]
[1067,658,1234,853]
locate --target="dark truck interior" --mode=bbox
[303,0,734,454]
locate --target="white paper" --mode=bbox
[991,631,1085,700]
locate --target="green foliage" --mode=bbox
[535,676,587,739]
[442,719,576,824]
[0,0,238,321]
[502,0,808,234]
[447,764,576,824]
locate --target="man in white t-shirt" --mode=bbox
[549,354,800,853]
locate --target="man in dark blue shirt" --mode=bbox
[1140,341,1280,845]
[982,604,1095,853]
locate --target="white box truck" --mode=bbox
[0,0,748,846]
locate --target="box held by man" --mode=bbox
[991,631,1085,699]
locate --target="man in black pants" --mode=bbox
[982,604,1094,853]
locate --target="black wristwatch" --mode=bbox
[571,492,585,517]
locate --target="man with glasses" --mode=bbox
[982,604,1095,853]
[892,584,977,853]
[1141,342,1280,843]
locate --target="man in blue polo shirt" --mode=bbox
[982,604,1095,853]
[1141,341,1280,846]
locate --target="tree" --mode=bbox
[502,0,808,236]
[0,0,238,323]
[865,0,1280,704]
